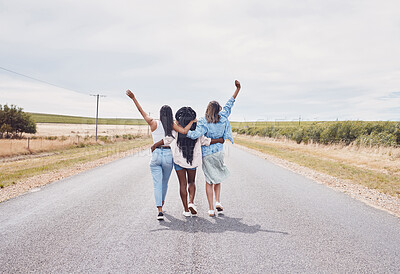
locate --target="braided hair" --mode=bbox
[175,107,197,165]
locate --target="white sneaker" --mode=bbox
[188,203,198,215]
[183,211,191,217]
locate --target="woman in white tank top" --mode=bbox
[126,90,195,220]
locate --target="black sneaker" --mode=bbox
[157,212,164,220]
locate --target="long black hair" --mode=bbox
[160,105,173,137]
[175,107,197,165]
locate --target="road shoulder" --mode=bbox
[234,143,400,218]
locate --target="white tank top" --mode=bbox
[152,120,166,144]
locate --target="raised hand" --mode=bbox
[126,90,135,99]
[233,80,241,99]
[235,80,241,90]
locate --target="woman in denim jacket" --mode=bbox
[186,80,241,216]
[126,90,195,220]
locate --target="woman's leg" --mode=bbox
[176,169,189,212]
[150,162,163,213]
[161,151,173,206]
[214,183,221,203]
[205,182,214,210]
[187,169,197,204]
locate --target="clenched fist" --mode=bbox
[235,80,241,89]
[126,90,135,99]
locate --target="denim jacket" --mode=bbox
[186,97,235,157]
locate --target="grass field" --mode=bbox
[0,134,145,157]
[0,137,152,189]
[29,112,147,125]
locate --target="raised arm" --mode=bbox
[126,90,157,131]
[232,80,241,99]
[173,119,196,134]
[220,80,241,118]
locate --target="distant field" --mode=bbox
[29,113,147,125]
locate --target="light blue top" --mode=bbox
[186,97,235,157]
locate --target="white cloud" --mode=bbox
[0,0,399,121]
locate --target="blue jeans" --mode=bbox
[150,148,173,207]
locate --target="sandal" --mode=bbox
[216,202,224,212]
[188,203,198,215]
[208,210,215,217]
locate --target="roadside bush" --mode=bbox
[355,132,397,147]
[293,128,305,144]
[305,124,322,143]
[99,136,110,143]
[234,121,400,147]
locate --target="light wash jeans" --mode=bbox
[149,148,173,207]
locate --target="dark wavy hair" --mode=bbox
[160,105,173,137]
[175,107,197,165]
[205,101,222,123]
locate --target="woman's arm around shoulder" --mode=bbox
[173,119,196,134]
[186,117,207,140]
[126,90,157,131]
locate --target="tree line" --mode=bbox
[0,104,37,139]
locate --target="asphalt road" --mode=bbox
[1,144,399,273]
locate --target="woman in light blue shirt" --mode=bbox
[186,80,241,216]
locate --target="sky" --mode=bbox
[0,0,399,121]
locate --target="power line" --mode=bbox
[0,65,84,93]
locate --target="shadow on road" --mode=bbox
[150,213,289,235]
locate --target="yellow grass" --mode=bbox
[0,137,92,157]
[0,137,152,189]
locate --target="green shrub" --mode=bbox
[235,121,399,147]
[99,136,109,143]
[293,128,305,144]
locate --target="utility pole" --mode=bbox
[90,94,106,141]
